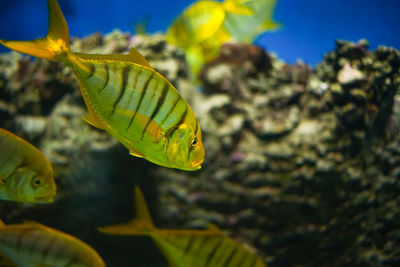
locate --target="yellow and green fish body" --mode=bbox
[99,187,267,267]
[167,1,229,50]
[72,52,204,170]
[0,128,56,203]
[166,0,254,76]
[166,0,279,76]
[0,0,205,171]
[0,220,105,267]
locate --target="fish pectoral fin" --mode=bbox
[82,113,105,130]
[129,149,144,158]
[128,48,153,69]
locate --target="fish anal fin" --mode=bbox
[128,48,152,69]
[82,113,105,130]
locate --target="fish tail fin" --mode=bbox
[223,0,254,15]
[98,187,157,236]
[0,0,70,61]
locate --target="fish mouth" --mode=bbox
[190,160,203,170]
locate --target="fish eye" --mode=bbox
[191,137,198,147]
[31,177,43,188]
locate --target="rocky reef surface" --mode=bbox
[0,30,399,267]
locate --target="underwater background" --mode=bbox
[0,0,400,266]
[0,0,400,65]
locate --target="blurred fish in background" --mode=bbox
[0,219,105,267]
[99,187,267,267]
[0,128,56,204]
[166,0,280,78]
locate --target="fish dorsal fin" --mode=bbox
[128,48,152,69]
[207,223,223,233]
[98,187,155,236]
[134,187,154,228]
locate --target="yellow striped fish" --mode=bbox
[0,220,105,267]
[0,0,205,171]
[166,0,254,76]
[0,128,56,203]
[99,187,267,267]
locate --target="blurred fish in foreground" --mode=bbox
[0,0,205,171]
[0,220,105,267]
[0,128,56,204]
[166,0,280,77]
[99,187,267,267]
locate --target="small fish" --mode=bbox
[0,220,105,267]
[166,0,254,75]
[0,128,56,203]
[0,0,205,171]
[99,187,267,267]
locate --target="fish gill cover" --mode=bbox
[0,0,399,267]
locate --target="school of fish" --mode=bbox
[0,0,274,265]
[166,0,279,77]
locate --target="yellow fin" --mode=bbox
[0,0,70,61]
[82,113,105,130]
[98,187,155,235]
[128,48,152,69]
[129,149,144,158]
[0,219,5,228]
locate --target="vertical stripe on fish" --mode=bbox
[80,60,193,138]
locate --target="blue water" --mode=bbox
[0,0,399,66]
